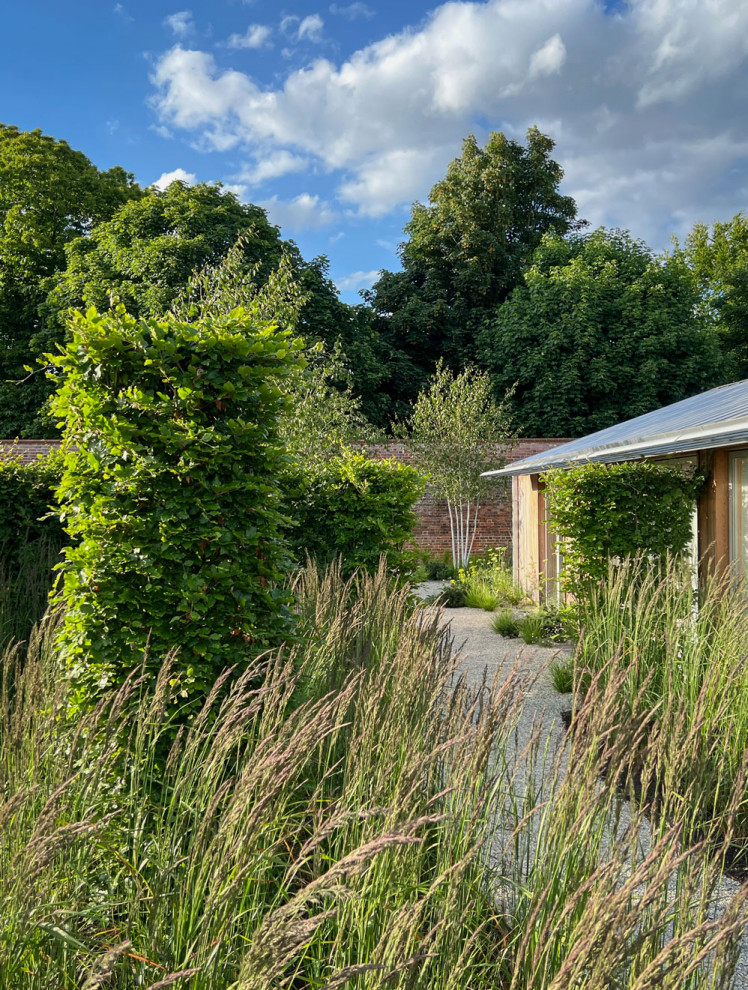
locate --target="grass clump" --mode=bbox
[550,658,574,693]
[492,608,520,637]
[458,547,525,611]
[574,553,748,859]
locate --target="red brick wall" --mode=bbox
[365,440,572,557]
[0,437,572,558]
[0,439,61,464]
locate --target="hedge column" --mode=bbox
[50,304,304,707]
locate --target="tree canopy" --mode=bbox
[682,213,748,379]
[479,229,726,437]
[0,124,141,436]
[366,127,581,414]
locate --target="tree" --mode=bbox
[366,127,580,414]
[44,181,389,427]
[682,213,748,377]
[0,124,141,436]
[479,229,727,437]
[404,363,515,569]
[170,233,383,459]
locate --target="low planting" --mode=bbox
[441,548,525,611]
[1,562,746,987]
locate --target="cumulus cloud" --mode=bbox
[335,269,381,292]
[152,167,197,190]
[231,151,309,185]
[164,10,194,37]
[329,2,374,20]
[150,0,748,245]
[226,24,272,49]
[258,193,337,230]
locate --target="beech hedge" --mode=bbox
[542,459,704,596]
[50,304,304,708]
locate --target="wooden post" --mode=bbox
[698,449,730,583]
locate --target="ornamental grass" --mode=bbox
[0,560,745,987]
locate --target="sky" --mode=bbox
[2,0,748,303]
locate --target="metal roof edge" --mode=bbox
[483,417,748,478]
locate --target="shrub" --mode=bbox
[517,611,545,644]
[49,303,304,707]
[542,460,704,597]
[287,452,424,576]
[0,453,66,645]
[438,580,468,607]
[492,608,520,637]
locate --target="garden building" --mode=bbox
[484,378,748,601]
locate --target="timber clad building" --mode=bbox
[484,379,748,601]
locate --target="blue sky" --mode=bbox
[2,0,748,303]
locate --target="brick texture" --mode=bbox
[365,440,572,557]
[0,437,572,558]
[0,439,62,464]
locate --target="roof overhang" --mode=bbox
[483,417,748,478]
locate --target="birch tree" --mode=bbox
[406,363,515,569]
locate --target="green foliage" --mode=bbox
[479,229,727,437]
[405,363,515,568]
[288,452,424,575]
[0,453,66,645]
[492,608,520,637]
[367,127,580,412]
[542,459,703,596]
[0,452,64,561]
[0,124,142,436]
[49,303,304,707]
[438,580,469,607]
[682,212,748,377]
[550,658,574,693]
[43,182,282,332]
[424,557,458,580]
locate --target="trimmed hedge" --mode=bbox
[288,453,424,576]
[49,304,304,707]
[542,459,704,596]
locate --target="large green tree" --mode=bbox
[44,181,388,425]
[479,229,726,437]
[682,213,748,378]
[0,124,141,436]
[366,127,581,415]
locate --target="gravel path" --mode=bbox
[439,603,748,986]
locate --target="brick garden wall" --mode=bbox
[365,439,571,557]
[0,437,572,558]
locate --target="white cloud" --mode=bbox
[528,34,566,79]
[335,269,380,292]
[298,14,324,41]
[164,10,194,38]
[227,24,272,49]
[113,3,134,23]
[150,0,748,245]
[152,167,197,190]
[281,13,324,43]
[231,151,308,185]
[329,3,374,20]
[258,193,337,230]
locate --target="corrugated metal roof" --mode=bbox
[484,378,748,478]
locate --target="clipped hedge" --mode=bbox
[542,459,704,596]
[50,303,304,707]
[0,452,65,562]
[0,452,66,643]
[288,453,425,575]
